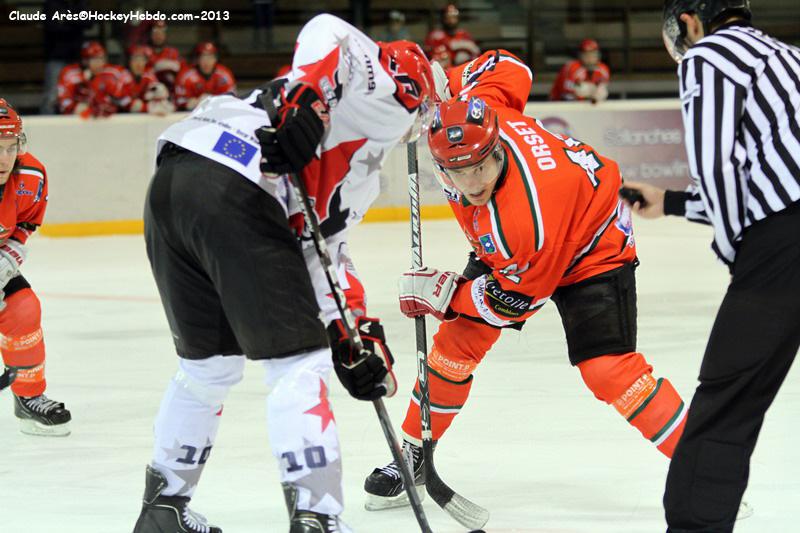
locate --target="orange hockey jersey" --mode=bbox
[1,153,48,245]
[440,50,635,327]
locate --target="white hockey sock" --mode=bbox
[151,355,245,498]
[263,348,344,516]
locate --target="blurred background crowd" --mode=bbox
[0,0,797,118]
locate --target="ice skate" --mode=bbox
[13,393,71,436]
[132,465,222,533]
[364,439,425,511]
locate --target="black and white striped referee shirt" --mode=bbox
[663,21,800,267]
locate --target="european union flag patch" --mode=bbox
[212,132,257,167]
[479,234,496,254]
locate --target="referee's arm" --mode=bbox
[623,55,747,229]
[667,53,749,240]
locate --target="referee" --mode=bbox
[623,1,800,531]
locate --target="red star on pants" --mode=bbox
[304,378,335,432]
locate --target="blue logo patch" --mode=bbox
[212,132,257,167]
[446,126,464,143]
[467,97,485,124]
[479,234,496,254]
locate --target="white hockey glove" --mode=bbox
[574,82,595,99]
[147,99,175,116]
[0,240,26,288]
[593,83,609,103]
[398,267,462,321]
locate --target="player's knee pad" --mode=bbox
[263,347,335,435]
[552,263,637,365]
[263,347,332,392]
[173,354,245,407]
[431,316,500,372]
[577,352,652,403]
[578,352,687,457]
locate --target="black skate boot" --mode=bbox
[133,465,222,533]
[13,393,71,436]
[364,439,426,511]
[283,483,352,533]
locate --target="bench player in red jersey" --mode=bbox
[0,99,71,436]
[364,50,687,509]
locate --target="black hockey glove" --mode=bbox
[256,82,326,176]
[327,317,397,401]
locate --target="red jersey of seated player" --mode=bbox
[550,59,611,101]
[173,64,236,110]
[122,69,173,113]
[424,28,480,67]
[56,64,91,114]
[148,45,184,89]
[0,153,48,245]
[441,50,635,327]
[85,64,134,117]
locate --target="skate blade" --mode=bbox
[365,488,424,511]
[19,419,71,437]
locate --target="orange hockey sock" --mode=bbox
[577,352,687,457]
[401,317,499,443]
[401,367,473,443]
[0,289,47,397]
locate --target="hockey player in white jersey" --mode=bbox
[133,14,435,533]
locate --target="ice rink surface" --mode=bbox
[1,217,797,533]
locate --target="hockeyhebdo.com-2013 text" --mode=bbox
[7,10,231,24]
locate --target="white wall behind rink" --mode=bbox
[24,99,688,230]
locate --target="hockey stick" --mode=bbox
[407,141,490,530]
[259,89,432,533]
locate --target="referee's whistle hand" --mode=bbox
[621,181,666,219]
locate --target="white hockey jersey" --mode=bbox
[157,14,421,321]
[157,14,416,237]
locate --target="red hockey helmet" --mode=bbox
[81,40,107,59]
[193,41,218,57]
[579,38,600,52]
[378,40,435,142]
[127,44,154,61]
[0,98,26,152]
[428,96,499,170]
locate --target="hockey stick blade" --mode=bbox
[427,465,490,530]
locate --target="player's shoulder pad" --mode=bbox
[15,152,46,178]
[299,13,355,43]
[13,153,47,203]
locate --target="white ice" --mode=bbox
[1,218,797,533]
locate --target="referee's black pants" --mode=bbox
[664,201,800,532]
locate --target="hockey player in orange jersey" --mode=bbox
[0,99,71,436]
[364,50,687,509]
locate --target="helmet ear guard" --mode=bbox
[661,0,752,63]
